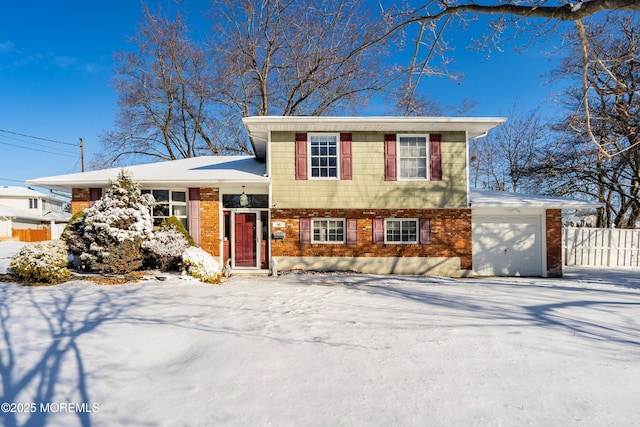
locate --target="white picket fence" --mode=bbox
[563,227,640,268]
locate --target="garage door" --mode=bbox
[472,215,543,276]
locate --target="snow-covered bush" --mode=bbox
[182,247,221,283]
[161,216,195,246]
[61,210,91,270]
[10,240,71,283]
[143,227,189,271]
[80,170,154,274]
[61,211,87,254]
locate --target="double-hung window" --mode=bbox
[385,219,418,244]
[398,135,428,179]
[312,219,345,243]
[309,134,339,178]
[142,189,188,228]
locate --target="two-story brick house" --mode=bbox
[244,116,507,277]
[28,116,600,277]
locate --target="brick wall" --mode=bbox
[71,188,90,214]
[271,208,472,269]
[200,188,220,256]
[546,209,563,277]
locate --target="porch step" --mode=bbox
[230,268,271,276]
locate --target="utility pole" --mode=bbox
[79,138,85,172]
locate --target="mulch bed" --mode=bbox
[0,271,154,286]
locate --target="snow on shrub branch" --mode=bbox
[10,240,71,283]
[80,170,154,273]
[182,247,221,282]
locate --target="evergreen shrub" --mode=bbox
[10,240,71,283]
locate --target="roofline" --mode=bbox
[470,188,603,210]
[243,115,507,160]
[0,187,69,204]
[26,178,270,192]
[472,202,603,210]
[242,115,507,125]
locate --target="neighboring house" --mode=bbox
[27,116,601,277]
[0,186,71,240]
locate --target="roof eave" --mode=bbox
[242,116,507,150]
[27,177,271,192]
[472,202,603,210]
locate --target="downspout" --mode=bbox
[267,130,274,275]
[465,130,470,208]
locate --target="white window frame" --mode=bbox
[397,134,429,181]
[141,189,188,228]
[29,198,38,209]
[384,218,419,244]
[308,133,340,180]
[312,218,346,244]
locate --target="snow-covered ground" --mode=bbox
[1,241,639,426]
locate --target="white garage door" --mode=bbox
[472,215,543,276]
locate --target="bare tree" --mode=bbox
[96,5,243,167]
[207,0,394,118]
[534,14,640,227]
[387,1,640,153]
[97,0,402,167]
[470,104,548,193]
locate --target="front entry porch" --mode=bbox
[223,210,269,272]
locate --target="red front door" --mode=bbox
[234,213,257,267]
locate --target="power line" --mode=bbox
[0,128,76,146]
[0,134,78,156]
[0,177,26,184]
[0,140,78,158]
[65,158,81,173]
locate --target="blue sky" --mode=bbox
[0,1,570,190]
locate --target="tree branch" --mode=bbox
[412,0,640,24]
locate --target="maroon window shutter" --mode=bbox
[430,133,442,181]
[295,133,308,180]
[419,218,432,244]
[89,188,102,206]
[372,218,385,244]
[188,188,201,246]
[299,218,311,244]
[340,133,352,180]
[384,134,397,181]
[346,218,358,244]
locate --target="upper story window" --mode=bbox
[385,133,442,182]
[399,135,428,179]
[29,198,38,209]
[142,189,187,228]
[310,134,339,179]
[295,133,352,181]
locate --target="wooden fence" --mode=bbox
[11,228,52,242]
[563,227,640,268]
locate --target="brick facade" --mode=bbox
[71,186,222,258]
[199,188,220,257]
[546,209,563,277]
[71,188,90,214]
[271,208,472,270]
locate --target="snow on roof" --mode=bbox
[26,156,269,192]
[0,185,66,203]
[0,205,70,222]
[470,188,602,210]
